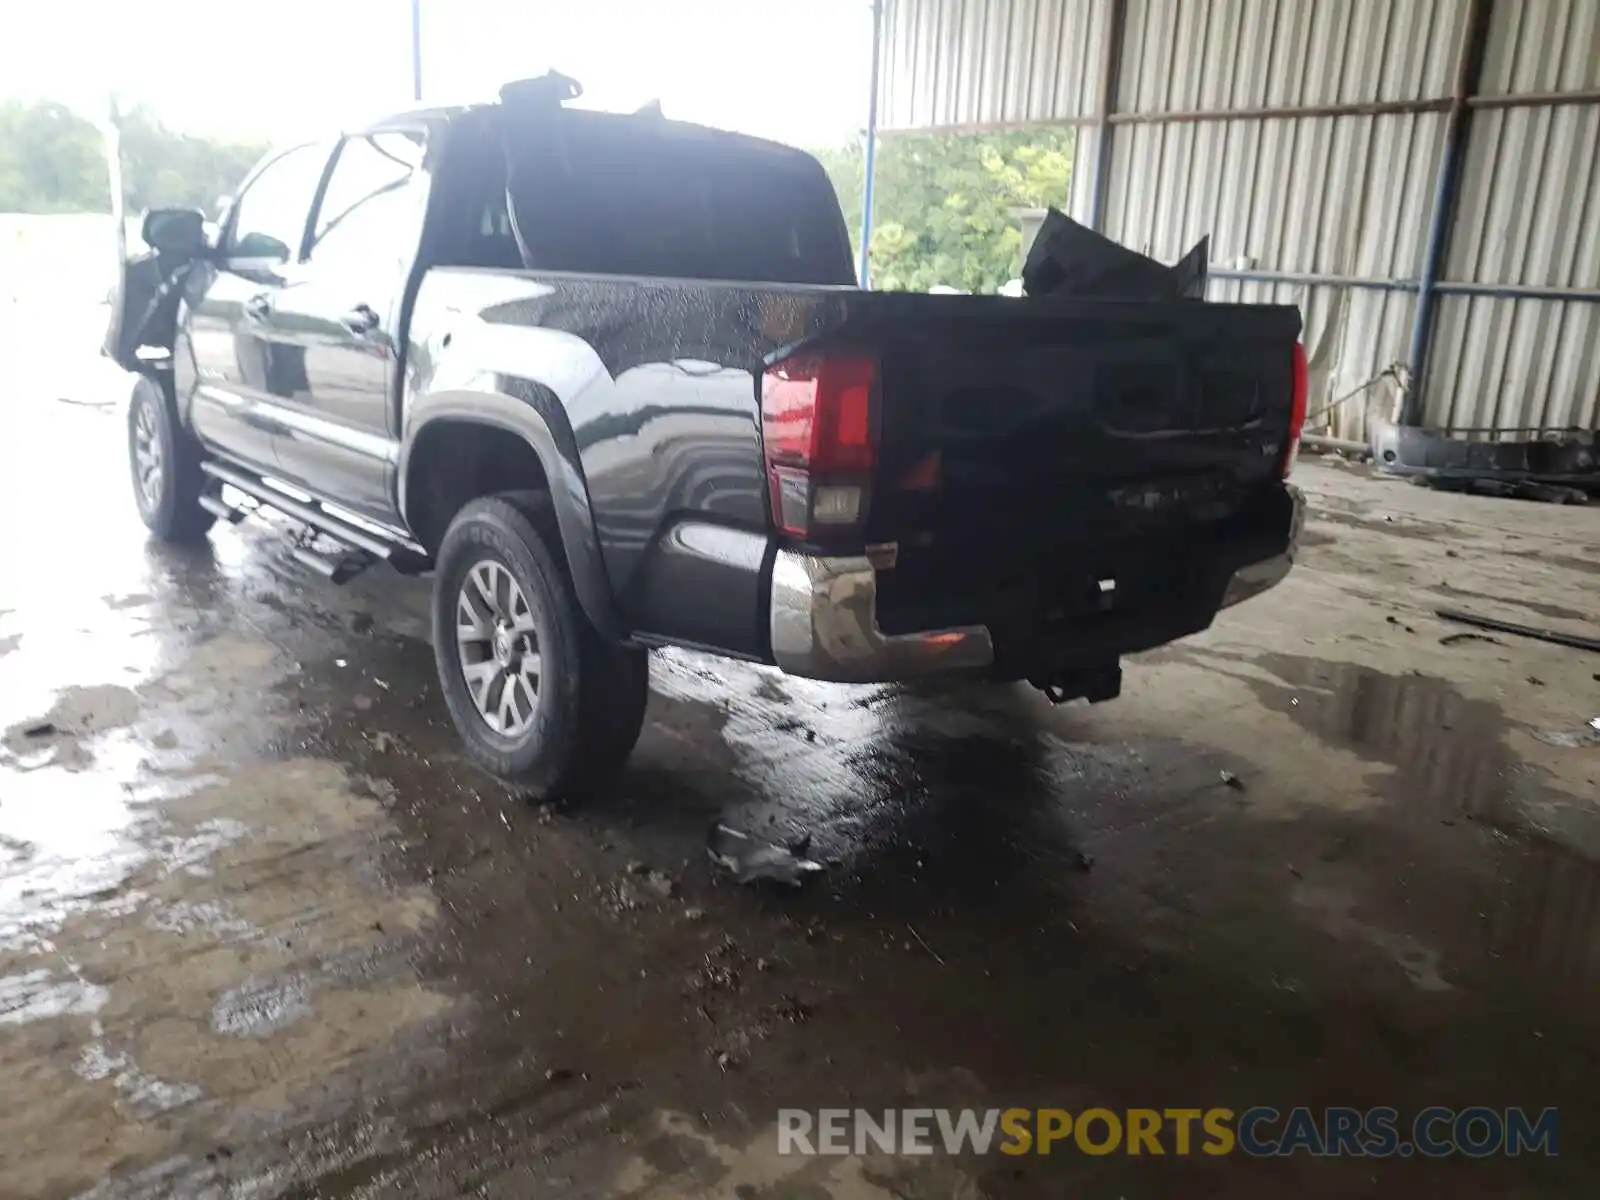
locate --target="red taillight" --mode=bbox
[761,354,877,537]
[1283,342,1309,477]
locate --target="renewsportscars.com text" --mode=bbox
[777,1106,1558,1158]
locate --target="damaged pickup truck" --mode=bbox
[106,73,1306,796]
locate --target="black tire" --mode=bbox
[128,375,215,543]
[431,491,649,797]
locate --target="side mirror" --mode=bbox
[141,207,208,258]
[228,232,291,264]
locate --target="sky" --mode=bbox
[2,0,875,148]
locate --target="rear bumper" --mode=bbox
[769,552,995,683]
[1219,484,1304,609]
[769,485,1303,684]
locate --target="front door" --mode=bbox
[263,130,430,527]
[181,142,332,473]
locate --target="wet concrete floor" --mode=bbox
[2,398,1598,1198]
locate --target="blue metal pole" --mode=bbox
[1089,0,1127,232]
[411,0,424,101]
[858,0,883,288]
[1401,0,1492,427]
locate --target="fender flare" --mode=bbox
[400,386,625,641]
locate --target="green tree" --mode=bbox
[0,99,267,217]
[813,127,1075,292]
[113,104,267,215]
[0,101,108,213]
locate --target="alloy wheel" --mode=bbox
[133,400,164,511]
[455,559,542,736]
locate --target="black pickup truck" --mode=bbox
[107,76,1306,797]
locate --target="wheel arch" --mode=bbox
[401,389,625,641]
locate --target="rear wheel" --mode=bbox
[128,376,214,543]
[431,492,648,797]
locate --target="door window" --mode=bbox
[226,143,330,263]
[306,132,429,273]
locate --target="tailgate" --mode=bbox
[852,295,1302,632]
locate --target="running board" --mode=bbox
[200,461,428,579]
[198,493,247,524]
[290,543,372,584]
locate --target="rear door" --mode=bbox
[183,143,332,471]
[260,129,429,525]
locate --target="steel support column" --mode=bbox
[1402,0,1494,427]
[411,0,424,101]
[858,0,885,289]
[1088,0,1128,232]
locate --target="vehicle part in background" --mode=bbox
[1370,420,1598,498]
[1021,208,1208,301]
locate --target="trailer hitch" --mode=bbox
[1031,664,1122,705]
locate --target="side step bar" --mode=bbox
[200,461,428,581]
[198,493,246,524]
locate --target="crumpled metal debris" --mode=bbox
[1022,208,1209,301]
[706,823,823,887]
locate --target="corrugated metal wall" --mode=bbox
[879,0,1600,443]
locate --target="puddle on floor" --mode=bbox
[1236,652,1600,1000]
[1245,651,1519,822]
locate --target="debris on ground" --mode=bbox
[706,822,823,886]
[1073,850,1095,872]
[907,924,946,967]
[1440,631,1502,647]
[688,937,747,996]
[604,878,648,915]
[357,774,398,803]
[1436,607,1600,654]
[1220,769,1247,791]
[543,1067,573,1084]
[1532,722,1600,749]
[643,869,676,898]
[767,994,813,1025]
[1449,478,1591,505]
[366,731,398,753]
[682,906,705,922]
